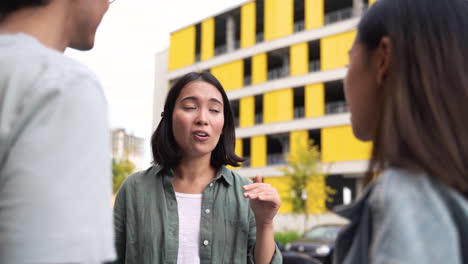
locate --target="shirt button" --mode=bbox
[209,183,214,187]
[203,240,209,246]
[205,209,211,214]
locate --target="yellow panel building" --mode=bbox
[156,0,375,219]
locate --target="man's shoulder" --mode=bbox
[0,34,100,94]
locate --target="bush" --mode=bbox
[274,231,302,246]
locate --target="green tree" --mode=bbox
[279,140,335,232]
[112,158,135,194]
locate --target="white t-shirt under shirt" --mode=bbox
[0,33,115,263]
[175,192,203,264]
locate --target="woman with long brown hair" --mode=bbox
[334,0,468,263]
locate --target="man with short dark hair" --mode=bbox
[0,0,116,262]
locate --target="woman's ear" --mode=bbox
[375,36,393,86]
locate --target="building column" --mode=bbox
[226,15,235,52]
[353,0,364,17]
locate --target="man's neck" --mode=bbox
[0,2,70,52]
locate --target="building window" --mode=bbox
[256,0,264,43]
[242,138,251,167]
[308,40,321,72]
[244,57,252,86]
[254,95,263,125]
[324,0,353,25]
[267,133,289,165]
[195,23,201,62]
[326,175,357,209]
[230,99,240,127]
[267,48,290,80]
[294,0,305,32]
[293,86,305,119]
[214,15,227,56]
[325,80,348,114]
[308,129,321,151]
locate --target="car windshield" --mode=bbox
[303,226,342,241]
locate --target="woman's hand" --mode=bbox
[243,175,281,226]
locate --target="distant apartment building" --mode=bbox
[154,0,378,220]
[111,128,145,170]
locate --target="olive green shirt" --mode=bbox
[112,165,282,264]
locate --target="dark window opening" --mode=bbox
[244,57,252,86]
[254,95,263,125]
[267,48,290,80]
[326,175,357,210]
[267,134,288,165]
[230,99,240,127]
[195,23,201,62]
[214,15,227,55]
[256,0,264,43]
[293,86,305,119]
[324,0,353,24]
[294,0,305,32]
[233,9,241,50]
[308,129,321,151]
[242,138,251,167]
[325,80,347,114]
[308,40,321,72]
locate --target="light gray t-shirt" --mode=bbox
[0,34,116,263]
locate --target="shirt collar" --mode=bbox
[155,165,233,186]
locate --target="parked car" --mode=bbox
[285,224,346,264]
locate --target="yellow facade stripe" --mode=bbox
[290,130,309,156]
[252,53,267,85]
[241,2,256,48]
[290,43,309,76]
[369,0,377,4]
[321,125,372,162]
[168,26,196,71]
[305,0,324,30]
[211,60,243,91]
[201,18,214,61]
[264,176,293,213]
[235,138,243,158]
[263,89,293,124]
[320,30,357,71]
[240,96,255,128]
[264,0,294,41]
[276,89,293,122]
[306,175,327,214]
[305,83,325,118]
[251,135,267,167]
[263,92,275,124]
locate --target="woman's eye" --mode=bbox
[210,109,220,113]
[183,106,196,110]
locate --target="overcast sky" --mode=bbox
[66,0,247,165]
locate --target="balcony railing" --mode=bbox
[294,20,305,32]
[234,39,241,50]
[255,112,263,124]
[325,7,354,25]
[215,44,227,56]
[256,32,264,43]
[234,116,240,127]
[325,101,348,114]
[267,65,289,80]
[242,158,251,168]
[309,60,321,72]
[244,75,252,86]
[267,153,286,165]
[294,106,305,118]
